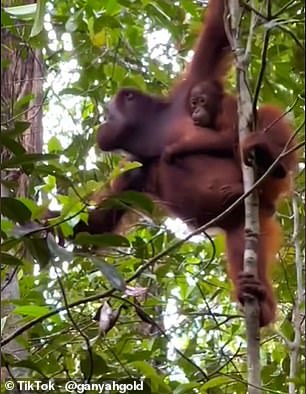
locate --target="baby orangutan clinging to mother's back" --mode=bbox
[163,79,239,163]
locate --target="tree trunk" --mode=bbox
[1,0,44,379]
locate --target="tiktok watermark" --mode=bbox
[4,378,150,393]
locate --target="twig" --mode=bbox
[252,28,271,116]
[273,0,297,18]
[1,266,19,292]
[240,1,266,21]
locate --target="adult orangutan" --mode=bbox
[76,0,297,327]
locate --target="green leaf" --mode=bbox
[121,161,143,172]
[33,164,66,177]
[92,258,126,291]
[14,305,51,317]
[0,253,23,266]
[65,9,83,33]
[75,233,130,248]
[13,93,34,114]
[1,197,32,223]
[80,352,108,378]
[1,121,31,138]
[16,198,46,220]
[119,191,154,214]
[30,0,46,37]
[122,74,146,90]
[48,136,63,152]
[25,238,51,268]
[124,351,152,362]
[59,87,84,96]
[262,364,278,384]
[104,0,121,14]
[13,121,31,136]
[173,382,200,394]
[130,361,171,392]
[132,236,149,259]
[0,135,26,155]
[145,2,171,23]
[94,15,121,30]
[3,4,36,20]
[280,318,295,341]
[131,360,160,376]
[1,10,14,29]
[1,238,23,252]
[1,153,58,169]
[282,356,290,374]
[13,360,44,375]
[201,376,233,389]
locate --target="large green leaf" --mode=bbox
[25,238,51,268]
[0,253,23,266]
[75,233,130,248]
[0,135,26,155]
[14,305,51,317]
[30,0,46,37]
[1,197,32,223]
[3,4,36,19]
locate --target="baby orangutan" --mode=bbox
[163,80,238,163]
[189,80,224,127]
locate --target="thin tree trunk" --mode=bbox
[225,2,261,392]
